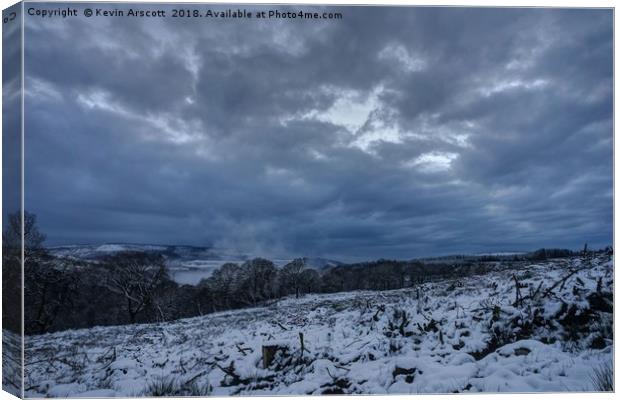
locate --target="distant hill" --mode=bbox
[46,243,578,285]
[46,243,343,284]
[47,243,246,260]
[301,257,344,272]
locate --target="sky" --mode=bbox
[20,4,613,261]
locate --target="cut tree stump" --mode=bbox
[262,343,288,368]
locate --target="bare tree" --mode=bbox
[280,258,306,298]
[104,252,170,324]
[299,268,320,295]
[207,262,243,310]
[24,259,80,334]
[3,211,61,334]
[3,211,46,260]
[238,258,278,306]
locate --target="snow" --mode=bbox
[475,252,527,256]
[95,244,130,252]
[20,254,613,396]
[2,328,21,397]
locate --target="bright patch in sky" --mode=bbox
[77,90,203,146]
[480,78,549,96]
[25,78,63,102]
[378,43,426,72]
[350,124,403,152]
[312,86,381,132]
[405,151,459,173]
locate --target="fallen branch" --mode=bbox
[513,275,522,307]
[184,370,209,386]
[531,281,544,300]
[235,343,251,356]
[542,268,582,298]
[333,364,351,372]
[216,361,242,383]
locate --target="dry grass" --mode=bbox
[590,363,613,392]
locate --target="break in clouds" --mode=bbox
[23,5,612,261]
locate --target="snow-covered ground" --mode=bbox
[21,255,613,396]
[2,328,21,397]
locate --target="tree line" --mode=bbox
[2,212,580,335]
[22,251,465,335]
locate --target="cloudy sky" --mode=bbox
[22,4,612,260]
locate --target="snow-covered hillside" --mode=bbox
[21,254,613,396]
[48,244,175,259]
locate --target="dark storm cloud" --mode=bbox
[2,4,22,224]
[21,4,612,260]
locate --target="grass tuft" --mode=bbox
[143,375,212,396]
[590,363,613,392]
